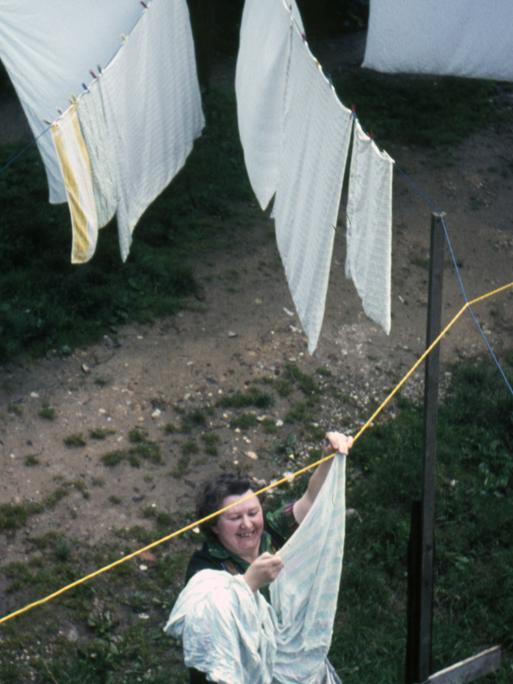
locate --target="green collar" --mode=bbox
[206,530,274,570]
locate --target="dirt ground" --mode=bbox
[0,34,512,596]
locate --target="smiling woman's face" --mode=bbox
[212,490,264,561]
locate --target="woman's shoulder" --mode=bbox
[185,543,224,583]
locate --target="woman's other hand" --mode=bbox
[243,552,284,592]
[325,431,353,455]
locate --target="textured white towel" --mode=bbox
[50,103,98,264]
[0,0,143,203]
[166,571,276,684]
[346,120,394,334]
[235,0,303,210]
[98,0,205,260]
[77,77,118,229]
[271,455,346,683]
[165,455,346,684]
[363,0,513,82]
[273,30,353,354]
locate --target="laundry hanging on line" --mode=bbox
[272,27,353,354]
[235,0,304,211]
[165,454,347,684]
[345,119,395,335]
[363,0,513,82]
[0,0,144,203]
[50,103,99,264]
[50,0,204,262]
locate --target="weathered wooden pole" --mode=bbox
[405,212,445,683]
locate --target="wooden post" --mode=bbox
[405,213,445,683]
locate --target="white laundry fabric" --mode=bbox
[236,0,304,211]
[50,103,99,264]
[165,454,346,684]
[345,120,394,334]
[93,0,204,261]
[0,1,144,202]
[166,571,277,684]
[77,78,118,229]
[271,454,346,684]
[272,29,353,354]
[363,0,513,82]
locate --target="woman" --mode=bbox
[184,431,353,683]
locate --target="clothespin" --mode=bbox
[69,95,78,105]
[351,104,357,119]
[56,108,63,115]
[89,69,97,80]
[140,1,148,7]
[81,82,88,92]
[121,33,128,43]
[97,65,103,75]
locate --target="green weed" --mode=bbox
[63,433,86,448]
[38,403,56,420]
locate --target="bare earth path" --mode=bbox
[0,34,512,619]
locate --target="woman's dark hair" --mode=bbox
[196,473,259,538]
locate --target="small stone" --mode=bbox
[30,392,39,399]
[138,613,150,620]
[151,409,162,418]
[81,363,90,374]
[283,307,294,317]
[254,298,263,305]
[228,331,238,338]
[139,564,148,572]
[247,451,258,460]
[275,419,284,427]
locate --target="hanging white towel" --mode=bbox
[272,30,353,354]
[165,454,346,684]
[235,0,303,211]
[364,0,513,82]
[0,0,144,203]
[97,0,205,261]
[50,103,99,264]
[345,120,394,334]
[77,77,118,229]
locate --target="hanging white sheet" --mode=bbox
[235,0,304,211]
[345,120,394,334]
[44,0,204,263]
[363,0,513,82]
[0,1,144,203]
[90,0,205,260]
[273,30,353,354]
[165,454,346,684]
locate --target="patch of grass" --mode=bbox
[230,412,258,430]
[283,363,319,395]
[261,417,278,434]
[128,428,147,444]
[218,387,274,410]
[63,433,86,448]
[89,427,115,440]
[285,399,317,424]
[201,432,221,455]
[24,454,40,467]
[170,454,190,479]
[101,450,126,467]
[38,403,56,420]
[182,439,199,456]
[109,495,122,505]
[334,71,512,149]
[179,408,208,432]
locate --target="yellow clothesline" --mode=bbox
[0,279,511,627]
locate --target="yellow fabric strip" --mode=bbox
[51,104,98,263]
[0,280,511,626]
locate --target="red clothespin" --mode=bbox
[351,104,357,120]
[89,70,97,80]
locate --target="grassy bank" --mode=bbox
[1,356,512,681]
